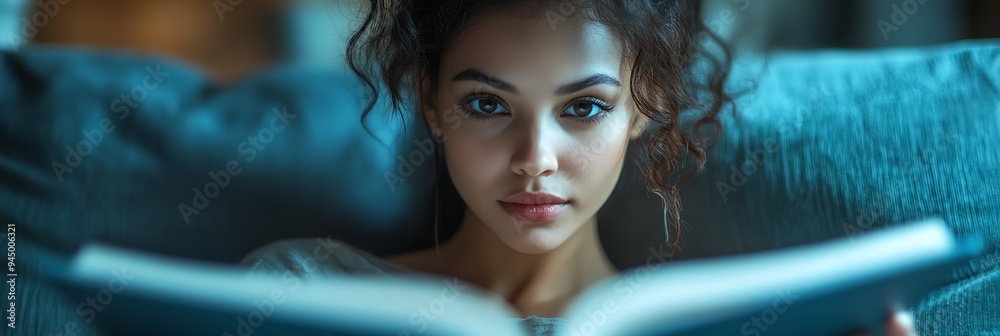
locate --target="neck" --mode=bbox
[432,208,618,316]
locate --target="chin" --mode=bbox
[496,221,572,255]
[505,240,561,255]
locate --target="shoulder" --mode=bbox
[239,236,413,280]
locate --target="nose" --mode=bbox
[509,121,558,177]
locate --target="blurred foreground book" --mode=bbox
[43,218,983,336]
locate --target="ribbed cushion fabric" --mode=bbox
[608,40,1000,335]
[1,45,436,335]
[1,40,997,335]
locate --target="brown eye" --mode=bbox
[477,99,499,113]
[572,102,595,116]
[563,97,614,125]
[565,101,601,118]
[466,98,507,114]
[457,93,510,121]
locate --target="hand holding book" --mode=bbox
[851,311,917,336]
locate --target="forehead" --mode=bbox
[439,14,625,90]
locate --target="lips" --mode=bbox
[499,192,570,223]
[500,192,568,205]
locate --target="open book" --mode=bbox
[44,218,983,336]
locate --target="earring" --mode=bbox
[432,137,444,254]
[433,178,441,252]
[651,188,670,246]
[431,128,444,142]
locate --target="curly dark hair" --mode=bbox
[346,0,734,253]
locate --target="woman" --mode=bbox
[242,0,916,335]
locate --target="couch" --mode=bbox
[1,39,997,335]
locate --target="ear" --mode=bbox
[417,70,442,136]
[628,112,649,140]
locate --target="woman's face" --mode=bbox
[420,12,647,254]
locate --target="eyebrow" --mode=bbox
[451,68,621,96]
[555,73,622,95]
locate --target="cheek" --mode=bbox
[443,135,506,192]
[567,132,628,215]
[566,115,631,179]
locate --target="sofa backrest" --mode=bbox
[2,40,998,335]
[609,40,1000,268]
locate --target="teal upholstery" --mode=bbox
[1,40,997,335]
[604,40,1000,335]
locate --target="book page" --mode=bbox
[558,218,970,336]
[63,244,530,336]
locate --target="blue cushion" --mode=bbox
[665,40,999,335]
[1,46,437,260]
[1,45,437,335]
[3,39,998,335]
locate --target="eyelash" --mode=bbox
[456,92,614,125]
